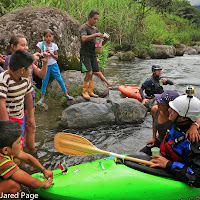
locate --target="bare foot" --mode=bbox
[107,82,115,87]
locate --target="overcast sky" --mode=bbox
[188,0,200,6]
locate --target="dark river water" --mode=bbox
[31,54,200,173]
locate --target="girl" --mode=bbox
[6,34,49,154]
[36,29,73,104]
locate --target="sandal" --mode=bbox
[66,95,73,100]
[37,98,44,105]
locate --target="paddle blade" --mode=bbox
[54,133,100,156]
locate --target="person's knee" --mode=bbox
[10,181,21,194]
[84,71,92,81]
[3,179,21,194]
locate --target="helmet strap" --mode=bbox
[174,114,180,124]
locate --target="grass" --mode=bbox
[1,0,200,54]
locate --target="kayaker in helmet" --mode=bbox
[140,90,200,155]
[151,90,200,187]
[139,65,173,104]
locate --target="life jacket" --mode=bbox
[160,125,190,162]
[145,75,164,97]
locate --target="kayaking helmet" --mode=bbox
[152,65,162,71]
[169,95,200,122]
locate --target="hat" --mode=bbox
[155,90,179,106]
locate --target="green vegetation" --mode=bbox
[98,41,110,72]
[1,0,200,54]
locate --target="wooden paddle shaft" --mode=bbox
[98,149,154,166]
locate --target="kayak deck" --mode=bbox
[32,156,200,200]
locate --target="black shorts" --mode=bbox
[80,55,99,73]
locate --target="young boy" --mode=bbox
[0,120,54,194]
[0,49,34,128]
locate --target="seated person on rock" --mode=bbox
[0,120,54,195]
[151,92,200,187]
[139,65,173,104]
[141,90,200,155]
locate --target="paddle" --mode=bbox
[54,132,154,166]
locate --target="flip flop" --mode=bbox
[37,98,44,105]
[66,95,73,100]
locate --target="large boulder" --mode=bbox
[61,102,115,129]
[191,45,200,54]
[173,44,186,56]
[0,6,80,70]
[109,98,147,124]
[61,97,147,129]
[148,45,176,59]
[185,46,198,55]
[47,71,109,97]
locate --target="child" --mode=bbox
[0,49,34,129]
[36,29,73,104]
[6,34,49,154]
[0,54,6,72]
[0,120,54,194]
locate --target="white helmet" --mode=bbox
[169,95,200,122]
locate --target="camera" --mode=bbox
[186,86,194,97]
[39,55,45,60]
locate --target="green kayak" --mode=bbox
[31,155,200,200]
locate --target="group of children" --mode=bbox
[0,29,71,194]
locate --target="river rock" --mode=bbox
[61,97,147,129]
[62,96,108,108]
[47,71,109,97]
[148,45,176,59]
[109,98,147,124]
[108,56,119,61]
[191,45,200,54]
[185,46,198,55]
[173,44,186,56]
[0,6,80,70]
[61,102,115,129]
[115,51,135,61]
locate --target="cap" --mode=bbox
[155,90,179,106]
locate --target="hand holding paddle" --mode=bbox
[54,132,154,166]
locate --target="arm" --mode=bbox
[151,143,200,187]
[17,150,53,179]
[146,106,158,145]
[11,168,53,189]
[185,118,200,142]
[32,51,49,79]
[139,86,145,100]
[81,33,102,43]
[24,92,34,127]
[46,49,58,60]
[161,78,173,85]
[0,97,9,120]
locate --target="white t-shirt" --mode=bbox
[36,41,58,65]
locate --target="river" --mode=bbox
[32,54,200,173]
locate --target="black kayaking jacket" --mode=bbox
[139,75,173,100]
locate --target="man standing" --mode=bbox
[80,10,107,100]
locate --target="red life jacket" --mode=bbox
[160,134,183,162]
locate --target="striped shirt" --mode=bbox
[0,71,33,119]
[0,154,19,180]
